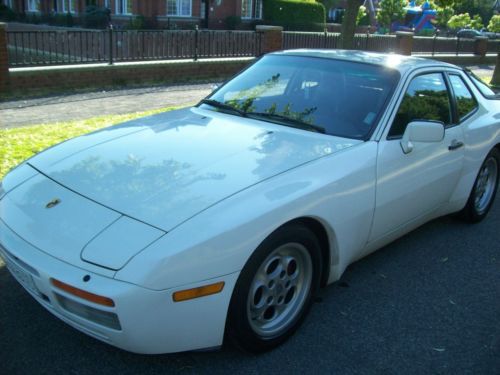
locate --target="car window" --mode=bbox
[205,55,400,140]
[449,74,478,120]
[388,73,452,138]
[465,70,497,98]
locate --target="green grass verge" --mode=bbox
[0,107,175,180]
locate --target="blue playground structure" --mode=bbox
[393,1,437,32]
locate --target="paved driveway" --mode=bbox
[0,83,214,129]
[0,196,498,375]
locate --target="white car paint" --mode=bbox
[0,50,498,354]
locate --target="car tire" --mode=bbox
[227,224,322,353]
[459,148,499,223]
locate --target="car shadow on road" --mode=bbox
[0,198,498,374]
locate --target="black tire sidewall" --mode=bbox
[463,148,500,222]
[227,224,322,353]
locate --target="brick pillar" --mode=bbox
[256,25,283,55]
[474,36,488,57]
[0,23,9,95]
[396,31,414,56]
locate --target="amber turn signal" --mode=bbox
[51,278,115,307]
[173,281,225,302]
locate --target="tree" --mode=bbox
[436,6,455,27]
[447,13,471,29]
[469,14,484,29]
[453,0,496,24]
[488,14,500,32]
[376,0,406,30]
[339,0,364,49]
[357,5,367,25]
[434,0,455,6]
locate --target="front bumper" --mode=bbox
[0,219,238,354]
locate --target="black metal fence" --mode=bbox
[7,28,499,68]
[284,31,499,56]
[7,29,262,67]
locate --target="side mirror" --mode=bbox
[400,121,445,154]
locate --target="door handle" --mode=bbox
[448,140,464,151]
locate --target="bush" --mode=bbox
[263,0,326,31]
[128,15,146,30]
[84,5,110,29]
[225,16,242,30]
[25,13,42,24]
[0,4,16,21]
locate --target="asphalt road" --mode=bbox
[0,196,499,375]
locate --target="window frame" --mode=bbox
[26,0,40,12]
[61,0,76,14]
[241,0,262,20]
[386,70,455,140]
[446,72,479,124]
[254,0,263,20]
[166,0,192,17]
[241,0,253,19]
[115,0,132,15]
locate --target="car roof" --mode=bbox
[271,49,458,74]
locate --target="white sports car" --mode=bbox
[0,50,499,354]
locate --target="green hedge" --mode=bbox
[263,0,326,31]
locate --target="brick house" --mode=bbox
[1,0,264,29]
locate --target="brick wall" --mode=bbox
[5,59,252,98]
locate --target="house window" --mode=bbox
[241,0,263,19]
[116,0,132,15]
[241,0,252,18]
[255,0,263,19]
[3,0,13,8]
[26,0,40,12]
[167,0,192,17]
[61,0,76,13]
[104,0,110,8]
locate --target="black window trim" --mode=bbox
[446,72,479,124]
[386,70,455,141]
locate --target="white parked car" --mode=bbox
[0,50,499,354]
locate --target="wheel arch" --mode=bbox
[281,217,338,287]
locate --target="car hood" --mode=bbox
[29,107,361,231]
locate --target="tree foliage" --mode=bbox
[376,0,406,29]
[357,5,368,25]
[488,14,500,33]
[436,6,455,27]
[447,13,472,29]
[469,14,484,30]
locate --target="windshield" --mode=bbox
[201,54,400,139]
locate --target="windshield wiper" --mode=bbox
[246,112,326,134]
[198,99,247,117]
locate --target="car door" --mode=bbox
[369,71,466,241]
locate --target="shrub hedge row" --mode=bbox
[263,0,326,31]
